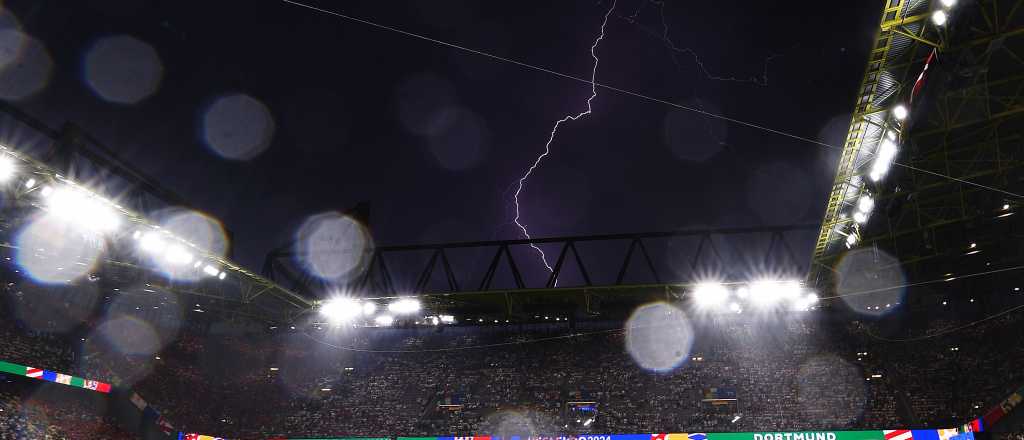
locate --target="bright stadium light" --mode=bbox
[218,271,226,280]
[858,195,874,214]
[46,187,121,232]
[846,233,858,247]
[728,301,742,313]
[387,298,421,315]
[853,212,868,224]
[320,298,361,323]
[692,282,729,309]
[932,10,948,26]
[870,138,899,181]
[139,232,167,254]
[374,314,394,326]
[203,264,220,277]
[439,315,455,324]
[163,244,194,265]
[0,155,14,181]
[362,301,377,316]
[892,104,909,121]
[750,280,802,307]
[24,178,36,189]
[940,0,956,7]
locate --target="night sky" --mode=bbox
[0,0,882,278]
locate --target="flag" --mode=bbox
[55,374,72,385]
[910,49,937,104]
[96,382,111,393]
[83,379,99,390]
[885,430,912,440]
[42,371,57,382]
[25,367,43,379]
[70,376,84,388]
[911,430,942,440]
[157,416,174,434]
[130,393,147,410]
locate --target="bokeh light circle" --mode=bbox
[796,355,867,425]
[427,107,489,171]
[296,212,373,282]
[0,9,25,72]
[663,100,727,162]
[162,209,228,256]
[105,292,183,350]
[0,33,52,101]
[7,282,98,334]
[395,73,458,136]
[746,161,814,224]
[202,94,275,160]
[625,302,695,372]
[835,248,906,316]
[16,215,104,284]
[95,315,160,357]
[84,35,163,104]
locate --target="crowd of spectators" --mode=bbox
[0,375,132,439]
[2,278,1024,439]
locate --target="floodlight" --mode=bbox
[203,264,220,276]
[857,196,874,214]
[892,104,909,121]
[853,212,868,224]
[320,298,361,323]
[362,301,377,316]
[164,244,194,265]
[870,139,899,181]
[751,280,801,307]
[387,298,421,314]
[439,315,455,324]
[139,232,167,254]
[728,301,742,313]
[374,315,394,326]
[940,0,956,7]
[932,10,948,26]
[24,178,35,189]
[0,155,14,181]
[735,287,749,299]
[692,282,729,308]
[218,272,226,280]
[40,185,53,197]
[46,187,121,232]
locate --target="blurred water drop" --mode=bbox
[296,212,373,282]
[746,161,813,224]
[202,94,275,160]
[836,248,906,316]
[96,315,161,356]
[84,35,163,104]
[0,34,52,101]
[427,107,489,171]
[663,100,727,162]
[9,282,98,334]
[395,73,458,136]
[625,302,694,372]
[16,215,104,284]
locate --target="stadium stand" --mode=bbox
[3,275,1023,438]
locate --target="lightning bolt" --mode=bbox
[620,0,778,87]
[512,0,618,276]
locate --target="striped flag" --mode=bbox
[83,379,99,390]
[96,381,112,393]
[70,376,84,388]
[55,374,72,385]
[885,430,913,440]
[42,371,57,382]
[25,367,43,379]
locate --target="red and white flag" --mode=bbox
[25,367,43,379]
